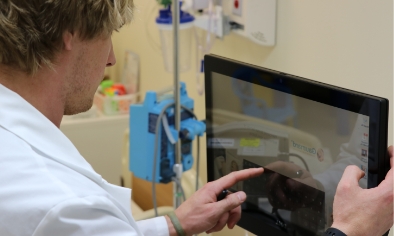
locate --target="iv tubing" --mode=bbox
[152,103,201,216]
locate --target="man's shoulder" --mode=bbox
[0,126,33,154]
[0,126,106,194]
[0,125,110,199]
[0,125,44,169]
[0,127,125,235]
[0,126,70,198]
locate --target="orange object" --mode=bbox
[113,84,127,95]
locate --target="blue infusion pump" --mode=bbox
[129,82,205,184]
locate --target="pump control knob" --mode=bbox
[180,129,190,140]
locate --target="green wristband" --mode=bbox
[168,212,187,236]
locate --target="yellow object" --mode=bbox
[240,138,260,147]
[104,88,116,97]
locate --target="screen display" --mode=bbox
[207,72,372,235]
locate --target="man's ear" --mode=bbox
[63,31,75,51]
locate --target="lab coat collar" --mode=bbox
[0,84,102,182]
[0,85,132,207]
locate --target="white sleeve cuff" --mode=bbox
[136,216,169,236]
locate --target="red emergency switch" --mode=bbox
[234,0,239,9]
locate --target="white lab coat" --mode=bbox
[0,84,169,236]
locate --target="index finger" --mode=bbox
[210,168,264,194]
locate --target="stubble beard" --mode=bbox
[63,47,104,116]
[63,96,94,115]
[63,72,97,116]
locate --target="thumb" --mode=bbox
[215,191,246,214]
[339,165,365,188]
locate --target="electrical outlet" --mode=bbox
[232,0,243,16]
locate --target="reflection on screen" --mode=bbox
[207,72,370,235]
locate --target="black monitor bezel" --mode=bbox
[204,54,389,235]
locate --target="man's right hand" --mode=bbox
[170,168,264,236]
[331,146,394,236]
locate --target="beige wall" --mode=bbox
[110,0,393,175]
[109,0,393,235]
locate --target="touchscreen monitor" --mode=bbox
[205,54,389,236]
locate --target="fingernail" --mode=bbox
[237,192,246,202]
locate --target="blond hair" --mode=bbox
[0,0,134,74]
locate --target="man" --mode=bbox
[0,1,392,236]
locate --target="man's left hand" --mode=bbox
[331,146,394,236]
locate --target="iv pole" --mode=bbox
[172,0,182,209]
